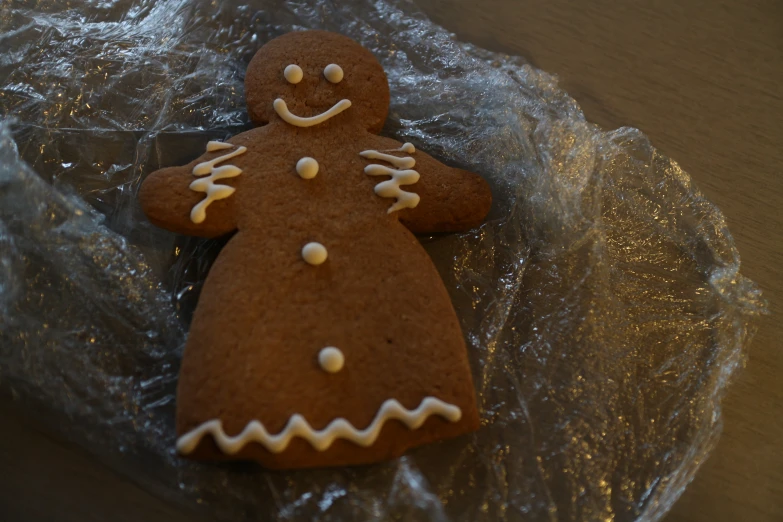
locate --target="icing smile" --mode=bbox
[273,98,352,128]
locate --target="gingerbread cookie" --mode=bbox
[139,30,492,469]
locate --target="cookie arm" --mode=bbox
[396,151,492,234]
[139,161,238,238]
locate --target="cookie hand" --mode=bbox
[400,166,492,233]
[139,143,242,238]
[385,148,491,234]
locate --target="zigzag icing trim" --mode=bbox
[176,396,462,455]
[360,143,421,214]
[188,141,246,223]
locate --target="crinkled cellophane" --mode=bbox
[0,0,765,520]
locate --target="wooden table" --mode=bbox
[1,1,780,520]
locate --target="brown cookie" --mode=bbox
[138,30,492,469]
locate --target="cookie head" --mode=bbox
[245,31,390,133]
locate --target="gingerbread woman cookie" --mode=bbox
[139,30,492,469]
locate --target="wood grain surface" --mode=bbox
[1,0,780,520]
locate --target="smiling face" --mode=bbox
[245,31,390,133]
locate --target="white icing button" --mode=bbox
[302,242,328,265]
[284,64,303,84]
[318,347,344,373]
[323,63,344,84]
[296,157,319,179]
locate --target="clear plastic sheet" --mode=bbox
[0,0,766,520]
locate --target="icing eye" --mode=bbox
[323,64,343,84]
[284,64,303,84]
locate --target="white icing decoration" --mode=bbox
[176,396,462,455]
[206,141,233,152]
[318,347,344,373]
[365,166,421,213]
[192,146,246,176]
[360,145,421,213]
[284,64,303,84]
[385,142,415,154]
[189,143,247,224]
[296,157,319,179]
[323,63,344,84]
[273,98,351,127]
[302,242,328,265]
[359,150,415,169]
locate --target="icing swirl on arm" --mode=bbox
[206,141,233,152]
[359,150,415,169]
[188,141,247,224]
[360,143,420,214]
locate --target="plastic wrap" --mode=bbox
[0,0,765,520]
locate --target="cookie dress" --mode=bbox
[139,31,492,469]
